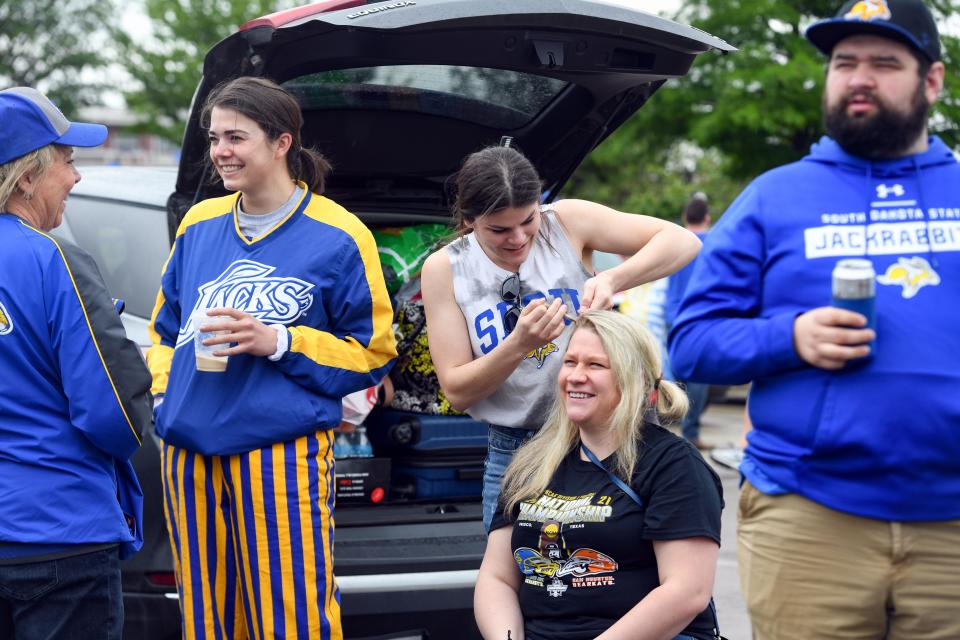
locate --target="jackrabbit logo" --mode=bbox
[876,256,941,298]
[525,342,559,369]
[0,300,12,335]
[845,0,891,21]
[177,260,314,347]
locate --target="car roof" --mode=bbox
[171,0,733,225]
[73,166,176,208]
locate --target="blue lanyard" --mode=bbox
[581,442,724,639]
[580,443,643,508]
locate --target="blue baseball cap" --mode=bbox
[806,0,941,62]
[0,87,108,165]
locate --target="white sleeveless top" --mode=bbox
[446,207,590,428]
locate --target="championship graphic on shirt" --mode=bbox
[176,259,315,348]
[0,300,12,335]
[513,492,619,598]
[803,182,955,297]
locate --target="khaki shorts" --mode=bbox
[738,479,960,640]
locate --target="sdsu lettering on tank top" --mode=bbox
[446,207,589,428]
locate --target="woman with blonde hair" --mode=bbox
[475,310,723,640]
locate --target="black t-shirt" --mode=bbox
[490,424,724,640]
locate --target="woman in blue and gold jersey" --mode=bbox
[147,77,397,640]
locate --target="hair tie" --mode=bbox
[648,374,662,406]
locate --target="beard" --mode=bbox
[823,81,930,159]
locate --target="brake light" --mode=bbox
[146,572,178,587]
[241,0,367,30]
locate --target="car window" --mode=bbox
[58,197,169,320]
[285,65,568,129]
[592,250,624,272]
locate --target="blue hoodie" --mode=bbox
[669,136,960,521]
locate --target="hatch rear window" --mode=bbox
[283,65,568,129]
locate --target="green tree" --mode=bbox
[564,133,747,223]
[0,0,118,115]
[117,0,295,144]
[662,0,960,179]
[568,0,960,218]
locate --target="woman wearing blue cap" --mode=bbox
[0,87,153,639]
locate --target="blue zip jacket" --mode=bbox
[148,187,397,455]
[669,136,960,521]
[0,214,151,560]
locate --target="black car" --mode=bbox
[60,1,730,637]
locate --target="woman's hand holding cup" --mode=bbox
[195,307,280,364]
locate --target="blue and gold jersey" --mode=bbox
[0,214,150,559]
[148,185,397,455]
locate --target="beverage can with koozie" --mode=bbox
[831,258,876,354]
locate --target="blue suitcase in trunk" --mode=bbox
[365,409,488,457]
[391,456,484,501]
[364,409,487,500]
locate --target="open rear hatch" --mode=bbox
[169,0,733,231]
[157,4,733,633]
[166,0,734,569]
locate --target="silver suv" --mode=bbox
[59,1,730,637]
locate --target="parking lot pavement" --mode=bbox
[713,466,751,639]
[672,401,752,639]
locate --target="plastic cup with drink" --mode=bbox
[192,309,231,372]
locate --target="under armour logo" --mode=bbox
[875,183,905,199]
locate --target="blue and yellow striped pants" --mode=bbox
[161,430,341,640]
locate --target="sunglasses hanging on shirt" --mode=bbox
[500,272,522,335]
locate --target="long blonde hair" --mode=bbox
[500,310,688,514]
[0,145,56,211]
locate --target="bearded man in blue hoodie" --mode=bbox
[669,0,959,637]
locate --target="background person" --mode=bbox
[474,311,723,640]
[147,77,396,640]
[0,87,152,639]
[709,404,750,471]
[669,1,960,637]
[663,193,712,450]
[421,145,701,532]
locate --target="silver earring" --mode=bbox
[23,191,33,201]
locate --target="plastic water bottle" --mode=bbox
[333,427,373,458]
[333,431,355,459]
[353,426,374,458]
